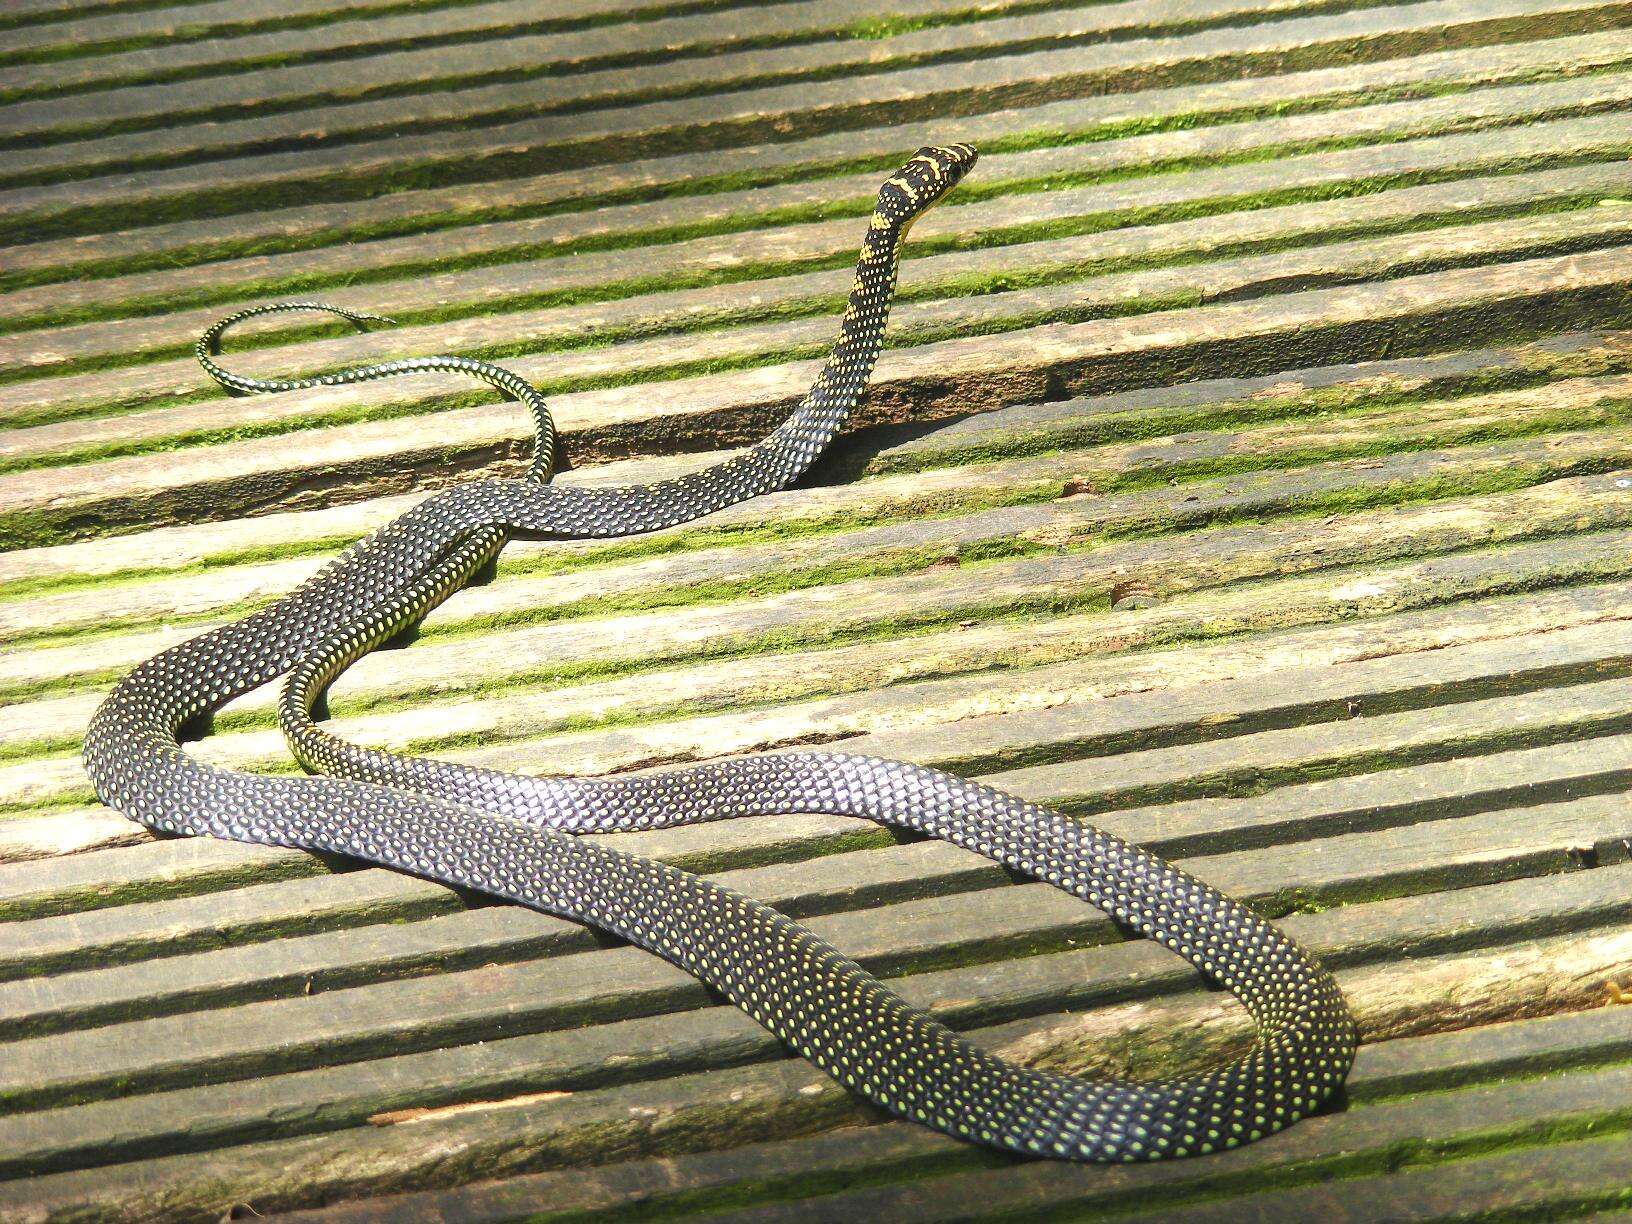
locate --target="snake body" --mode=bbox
[84,145,1358,1163]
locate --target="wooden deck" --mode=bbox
[3,0,1632,1218]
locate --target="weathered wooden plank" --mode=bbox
[0,837,328,924]
[0,0,708,52]
[323,631,1632,821]
[9,713,1632,1047]
[975,673,1632,817]
[12,29,1625,289]
[12,176,1630,457]
[1347,1002,1632,1097]
[41,396,1610,674]
[1063,729,1632,858]
[0,842,1002,1039]
[6,0,1622,245]
[11,637,1632,1003]
[9,418,1623,679]
[1146,1135,1632,1224]
[876,328,1632,474]
[4,0,1357,144]
[255,1003,1632,1223]
[8,882,1632,1217]
[0,0,1034,103]
[2,329,1617,592]
[5,462,1625,780]
[14,111,1630,412]
[0,810,890,978]
[0,445,698,590]
[692,1099,1632,1223]
[694,947,1632,1214]
[8,524,1628,818]
[0,0,736,62]
[315,1135,1632,1224]
[16,824,1632,1083]
[9,70,1625,343]
[8,401,1623,674]
[0,0,606,39]
[894,625,1632,767]
[148,477,1632,708]
[7,568,1622,873]
[5,575,1625,931]
[0,808,146,865]
[6,773,1631,1117]
[7,242,1631,548]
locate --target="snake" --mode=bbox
[84,144,1358,1164]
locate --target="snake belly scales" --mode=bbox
[83,145,1359,1164]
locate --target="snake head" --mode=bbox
[873,143,979,230]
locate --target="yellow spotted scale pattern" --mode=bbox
[84,146,1357,1163]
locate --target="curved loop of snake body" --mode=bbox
[84,145,1358,1163]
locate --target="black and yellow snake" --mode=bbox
[83,145,1358,1162]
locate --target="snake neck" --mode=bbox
[791,212,908,432]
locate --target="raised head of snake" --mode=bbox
[873,142,978,236]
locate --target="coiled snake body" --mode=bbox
[84,146,1358,1163]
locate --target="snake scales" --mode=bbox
[84,145,1358,1163]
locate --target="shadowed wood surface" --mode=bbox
[3,0,1632,1219]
